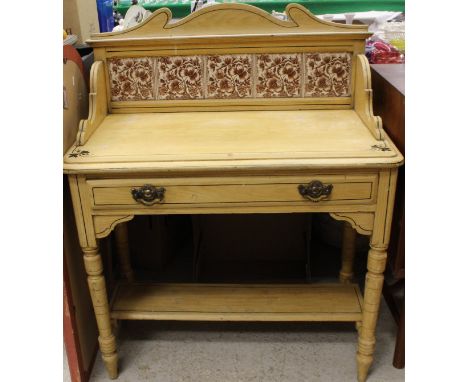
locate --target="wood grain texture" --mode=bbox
[111,282,364,322]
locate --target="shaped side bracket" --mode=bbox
[329,212,374,236]
[355,55,384,140]
[76,61,108,146]
[94,215,135,239]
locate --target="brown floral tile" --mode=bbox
[207,55,252,99]
[256,54,301,98]
[108,57,155,101]
[305,53,351,97]
[158,56,203,100]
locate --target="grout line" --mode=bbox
[301,52,306,98]
[203,54,207,99]
[153,56,158,100]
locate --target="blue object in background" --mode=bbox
[96,0,114,32]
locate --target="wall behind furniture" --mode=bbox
[63,0,99,43]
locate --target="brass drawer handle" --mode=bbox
[131,184,165,206]
[298,180,333,202]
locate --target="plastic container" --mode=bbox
[96,0,114,32]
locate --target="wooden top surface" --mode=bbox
[64,110,403,174]
[371,64,405,95]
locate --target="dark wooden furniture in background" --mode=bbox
[371,63,405,369]
[63,45,98,382]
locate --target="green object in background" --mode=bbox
[114,0,405,19]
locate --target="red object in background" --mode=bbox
[366,39,404,64]
[372,50,404,64]
[64,257,85,382]
[64,45,97,382]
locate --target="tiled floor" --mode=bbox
[64,298,404,382]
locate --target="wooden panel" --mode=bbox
[371,64,404,154]
[371,64,405,278]
[64,178,99,381]
[63,47,98,382]
[63,48,88,154]
[64,110,401,166]
[111,282,363,321]
[88,174,377,208]
[83,4,370,113]
[87,4,370,45]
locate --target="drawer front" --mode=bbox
[87,174,377,209]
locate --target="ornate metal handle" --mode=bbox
[131,184,165,206]
[298,180,333,202]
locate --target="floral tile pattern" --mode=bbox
[107,53,352,102]
[108,57,155,101]
[158,56,203,100]
[256,54,301,98]
[207,55,252,99]
[305,53,351,97]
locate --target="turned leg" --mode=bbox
[83,247,118,379]
[340,222,356,283]
[355,169,398,381]
[356,244,387,382]
[115,222,134,282]
[355,321,362,333]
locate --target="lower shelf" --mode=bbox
[111,282,363,322]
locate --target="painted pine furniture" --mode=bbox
[63,4,403,381]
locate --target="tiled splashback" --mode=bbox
[108,53,352,102]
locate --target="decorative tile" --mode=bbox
[207,55,252,99]
[108,53,353,103]
[256,54,301,98]
[305,53,351,97]
[108,57,155,101]
[158,56,203,100]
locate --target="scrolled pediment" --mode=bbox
[87,3,370,45]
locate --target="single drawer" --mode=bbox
[87,174,377,209]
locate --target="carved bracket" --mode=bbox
[94,215,135,239]
[329,212,374,236]
[354,55,384,141]
[75,61,108,146]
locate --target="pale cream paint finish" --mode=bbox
[64,4,403,381]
